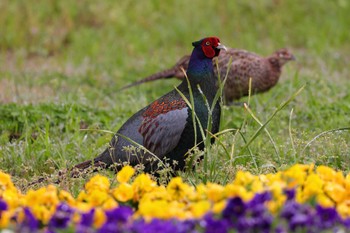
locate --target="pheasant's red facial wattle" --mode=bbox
[201,37,221,58]
[202,45,216,58]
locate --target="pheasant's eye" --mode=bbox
[205,41,211,46]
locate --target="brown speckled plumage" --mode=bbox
[122,48,295,104]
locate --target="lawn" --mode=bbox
[0,0,350,222]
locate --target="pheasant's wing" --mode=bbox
[139,98,189,157]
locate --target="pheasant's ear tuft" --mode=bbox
[192,39,202,47]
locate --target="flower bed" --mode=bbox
[1,164,350,232]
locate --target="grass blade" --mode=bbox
[239,85,305,156]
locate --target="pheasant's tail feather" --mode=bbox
[119,55,191,90]
[71,160,107,178]
[120,68,178,90]
[73,159,95,170]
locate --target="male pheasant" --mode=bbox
[74,37,226,175]
[121,48,295,104]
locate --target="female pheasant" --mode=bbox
[121,48,295,104]
[74,37,226,175]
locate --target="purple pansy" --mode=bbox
[342,218,350,229]
[221,192,273,232]
[315,205,340,229]
[247,191,272,208]
[48,203,74,229]
[131,219,190,233]
[280,200,315,232]
[289,213,314,232]
[76,208,96,233]
[80,208,95,227]
[280,201,309,220]
[0,199,7,211]
[201,214,230,233]
[105,206,133,223]
[176,219,199,233]
[18,208,40,232]
[222,196,246,221]
[98,206,133,233]
[284,189,296,200]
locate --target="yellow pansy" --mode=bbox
[335,171,345,185]
[117,165,135,183]
[77,190,89,203]
[43,185,60,204]
[132,173,157,201]
[22,185,59,223]
[269,182,284,197]
[317,165,345,185]
[265,178,287,213]
[102,197,118,210]
[112,183,134,202]
[267,195,286,214]
[324,182,347,204]
[267,201,278,214]
[264,172,285,188]
[138,199,170,219]
[269,182,286,209]
[251,178,264,193]
[167,201,187,219]
[190,183,207,201]
[316,193,334,207]
[72,212,82,224]
[0,211,11,228]
[167,177,193,201]
[59,190,76,206]
[317,165,335,180]
[283,164,311,188]
[337,202,350,218]
[344,173,350,193]
[138,199,188,220]
[190,200,211,218]
[295,186,304,203]
[31,204,55,224]
[2,189,22,210]
[140,186,169,202]
[84,189,110,207]
[206,182,225,202]
[85,175,110,193]
[302,173,324,201]
[233,170,255,186]
[75,201,93,212]
[0,171,16,191]
[212,200,227,214]
[93,207,106,228]
[225,184,253,201]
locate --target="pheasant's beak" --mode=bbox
[290,55,296,61]
[216,43,227,51]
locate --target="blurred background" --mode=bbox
[0,0,349,186]
[0,0,349,105]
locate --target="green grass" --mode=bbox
[0,0,349,194]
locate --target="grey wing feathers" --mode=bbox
[139,108,188,157]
